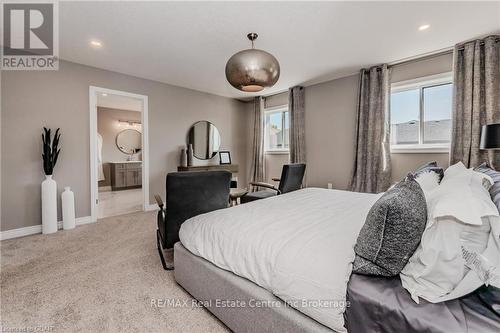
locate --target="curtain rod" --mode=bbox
[455,36,500,50]
[388,36,499,67]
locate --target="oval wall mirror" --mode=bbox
[187,121,221,160]
[116,129,142,155]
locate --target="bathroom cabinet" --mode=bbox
[110,162,142,190]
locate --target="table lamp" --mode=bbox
[480,124,500,150]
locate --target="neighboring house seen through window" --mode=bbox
[264,106,289,152]
[390,73,453,153]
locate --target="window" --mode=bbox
[390,73,452,153]
[264,106,289,152]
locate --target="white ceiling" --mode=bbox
[60,1,500,99]
[97,93,143,112]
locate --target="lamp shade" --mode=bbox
[225,33,280,92]
[480,123,500,150]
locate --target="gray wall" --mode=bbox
[256,53,453,189]
[250,76,359,188]
[1,60,248,232]
[265,154,289,184]
[1,53,453,231]
[264,92,288,109]
[304,74,360,188]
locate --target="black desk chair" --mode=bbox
[241,163,306,204]
[156,170,231,270]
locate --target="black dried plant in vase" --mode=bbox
[42,127,61,176]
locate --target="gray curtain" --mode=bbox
[249,96,265,184]
[289,86,306,164]
[450,35,500,169]
[349,64,391,193]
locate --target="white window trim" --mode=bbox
[391,72,452,93]
[391,144,450,154]
[390,72,453,153]
[264,104,290,154]
[265,150,290,155]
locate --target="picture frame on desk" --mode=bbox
[219,151,231,165]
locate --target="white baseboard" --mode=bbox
[0,216,94,241]
[74,216,94,225]
[98,186,112,192]
[145,203,159,211]
[0,225,42,241]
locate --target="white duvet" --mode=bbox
[179,188,381,332]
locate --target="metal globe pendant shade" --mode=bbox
[225,33,280,92]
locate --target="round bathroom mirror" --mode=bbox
[116,129,142,155]
[187,121,221,160]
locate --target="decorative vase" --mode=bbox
[187,144,194,166]
[180,148,187,167]
[62,187,76,230]
[41,175,57,234]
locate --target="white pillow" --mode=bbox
[400,162,500,303]
[415,170,440,194]
[429,162,496,226]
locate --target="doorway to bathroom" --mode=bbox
[89,87,149,221]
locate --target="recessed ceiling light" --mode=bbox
[418,24,430,31]
[90,40,102,48]
[101,93,108,97]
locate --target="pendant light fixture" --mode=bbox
[225,33,280,92]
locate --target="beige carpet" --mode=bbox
[1,211,229,333]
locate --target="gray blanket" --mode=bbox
[345,274,500,333]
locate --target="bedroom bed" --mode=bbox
[175,242,331,333]
[174,188,500,332]
[175,243,500,333]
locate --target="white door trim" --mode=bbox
[89,86,149,222]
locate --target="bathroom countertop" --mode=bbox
[109,161,142,164]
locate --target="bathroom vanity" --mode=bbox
[110,161,142,190]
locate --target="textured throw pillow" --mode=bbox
[475,163,500,213]
[353,174,427,276]
[413,161,444,182]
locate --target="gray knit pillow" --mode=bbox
[475,163,500,213]
[353,175,427,276]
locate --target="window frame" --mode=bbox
[390,72,453,154]
[263,104,290,154]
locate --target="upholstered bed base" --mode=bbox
[174,242,500,333]
[174,242,333,333]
